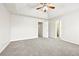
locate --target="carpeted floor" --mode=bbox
[0,38,79,56]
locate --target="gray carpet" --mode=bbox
[0,38,79,56]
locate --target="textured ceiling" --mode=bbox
[3,3,79,19]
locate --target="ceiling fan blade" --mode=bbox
[40,3,43,5]
[36,7,43,10]
[47,3,55,9]
[48,6,55,9]
[40,3,47,5]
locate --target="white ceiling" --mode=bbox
[3,3,79,19]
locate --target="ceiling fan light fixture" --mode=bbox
[43,6,48,12]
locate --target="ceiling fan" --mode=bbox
[36,3,55,12]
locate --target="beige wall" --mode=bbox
[60,10,79,45]
[0,4,11,53]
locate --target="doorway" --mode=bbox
[38,22,43,37]
[56,20,61,38]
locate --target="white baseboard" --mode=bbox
[48,37,58,39]
[0,41,10,53]
[11,37,38,42]
[60,38,79,45]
